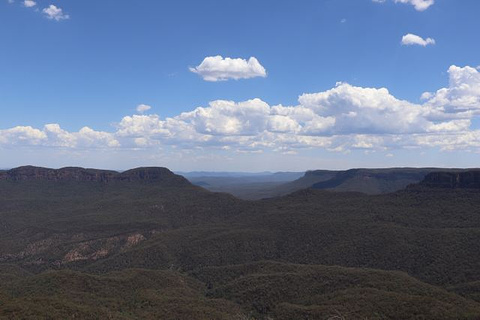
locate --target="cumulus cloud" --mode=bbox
[423,65,480,119]
[178,99,271,136]
[298,83,431,134]
[1,65,480,154]
[373,0,434,11]
[23,0,35,7]
[136,104,152,114]
[190,56,267,82]
[395,0,434,11]
[401,33,435,46]
[0,125,118,148]
[43,5,69,21]
[0,126,46,145]
[116,115,169,139]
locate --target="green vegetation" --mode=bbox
[1,166,480,319]
[190,168,455,200]
[195,261,480,319]
[0,269,244,319]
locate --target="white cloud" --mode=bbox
[43,5,69,21]
[1,65,480,155]
[136,104,152,114]
[420,92,434,100]
[414,131,480,151]
[373,0,434,11]
[0,125,118,148]
[23,0,35,7]
[116,114,169,139]
[423,65,480,119]
[401,33,435,46]
[0,126,46,145]
[395,0,434,11]
[178,99,271,136]
[298,83,430,134]
[76,127,120,148]
[190,56,267,82]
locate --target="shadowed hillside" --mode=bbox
[419,171,480,189]
[282,168,451,195]
[1,166,480,319]
[190,168,469,200]
[184,171,305,200]
[0,166,248,274]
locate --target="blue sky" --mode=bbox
[1,0,480,171]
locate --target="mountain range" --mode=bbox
[186,167,474,200]
[0,166,479,319]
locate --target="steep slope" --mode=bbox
[272,170,339,196]
[185,172,305,200]
[418,170,480,189]
[184,168,470,200]
[274,168,466,196]
[0,166,248,273]
[310,168,433,194]
[0,166,118,182]
[0,166,191,186]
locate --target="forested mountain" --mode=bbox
[1,166,480,319]
[189,167,467,200]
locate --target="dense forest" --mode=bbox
[0,166,479,319]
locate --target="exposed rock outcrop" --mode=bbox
[419,171,480,189]
[0,166,190,186]
[0,166,117,182]
[118,167,191,186]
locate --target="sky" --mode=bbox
[1,0,480,171]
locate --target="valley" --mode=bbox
[0,166,479,319]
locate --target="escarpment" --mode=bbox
[0,166,190,186]
[419,171,480,189]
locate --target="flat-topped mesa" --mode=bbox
[419,171,480,189]
[0,166,118,182]
[0,166,190,186]
[118,167,191,186]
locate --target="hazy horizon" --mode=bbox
[1,164,478,175]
